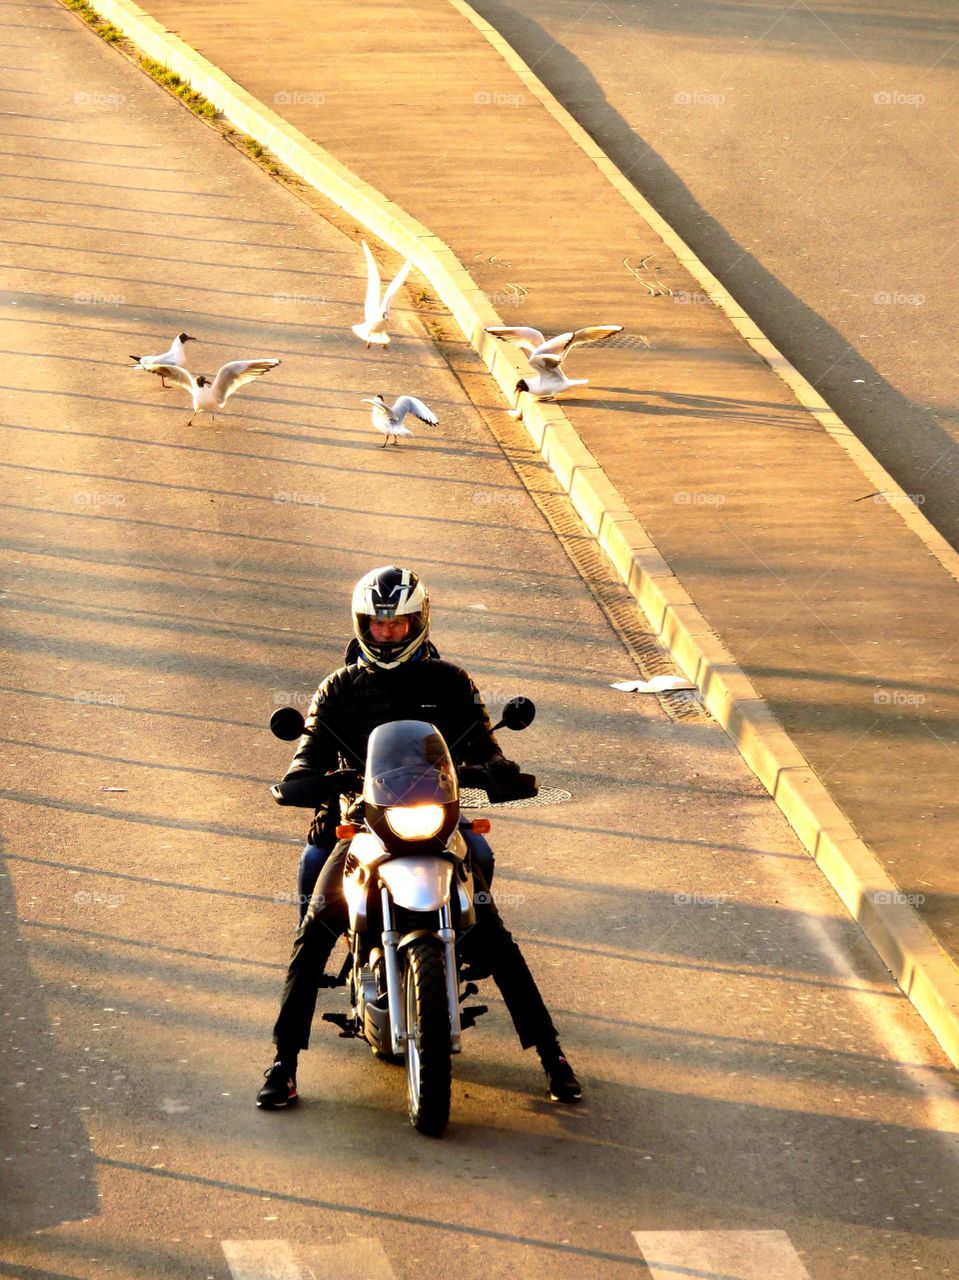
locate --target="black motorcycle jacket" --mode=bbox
[281,656,511,847]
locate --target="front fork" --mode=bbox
[380,886,404,1057]
[438,903,462,1053]
[380,888,462,1056]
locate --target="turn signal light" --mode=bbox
[470,818,491,834]
[336,823,358,839]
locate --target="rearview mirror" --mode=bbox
[494,696,536,732]
[270,706,306,741]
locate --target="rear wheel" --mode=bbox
[403,940,451,1137]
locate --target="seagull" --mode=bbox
[361,393,437,446]
[129,331,197,387]
[150,359,281,425]
[485,324,623,414]
[352,240,411,348]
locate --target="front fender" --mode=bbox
[378,857,452,912]
[397,928,442,951]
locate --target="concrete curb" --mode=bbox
[74,0,959,1067]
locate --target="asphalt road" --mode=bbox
[1,1,958,1278]
[469,0,959,548]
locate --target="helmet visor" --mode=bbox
[356,607,427,666]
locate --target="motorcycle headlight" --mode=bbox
[384,804,445,840]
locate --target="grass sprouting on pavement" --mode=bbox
[139,57,217,119]
[62,0,123,42]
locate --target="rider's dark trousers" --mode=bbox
[272,841,558,1054]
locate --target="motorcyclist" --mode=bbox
[293,635,493,922]
[256,565,582,1108]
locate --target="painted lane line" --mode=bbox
[632,1230,811,1280]
[222,1238,397,1280]
[222,1241,305,1280]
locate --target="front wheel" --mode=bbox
[403,940,452,1137]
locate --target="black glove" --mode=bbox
[270,769,361,808]
[485,755,521,786]
[484,757,538,800]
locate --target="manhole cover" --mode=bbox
[460,786,573,810]
[601,333,653,350]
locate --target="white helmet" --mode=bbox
[351,566,430,669]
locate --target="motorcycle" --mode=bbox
[269,697,536,1137]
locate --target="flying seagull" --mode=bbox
[361,393,437,446]
[352,240,411,348]
[150,359,280,425]
[485,324,623,414]
[129,331,197,387]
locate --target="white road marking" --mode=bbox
[632,1229,811,1279]
[222,1241,304,1280]
[222,1238,397,1280]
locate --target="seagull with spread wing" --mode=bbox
[148,358,281,425]
[361,393,438,446]
[129,331,197,387]
[352,240,411,348]
[485,324,623,414]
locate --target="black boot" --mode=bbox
[538,1042,582,1103]
[256,1053,299,1109]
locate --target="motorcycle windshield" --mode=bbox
[363,720,459,807]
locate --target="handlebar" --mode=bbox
[272,765,537,808]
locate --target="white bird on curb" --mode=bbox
[128,331,197,387]
[361,393,438,446]
[352,240,411,348]
[485,324,623,415]
[149,359,281,425]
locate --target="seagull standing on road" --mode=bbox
[150,359,281,425]
[352,240,411,348]
[486,324,623,415]
[361,393,437,446]
[129,331,197,387]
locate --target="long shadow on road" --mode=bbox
[0,830,99,1234]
